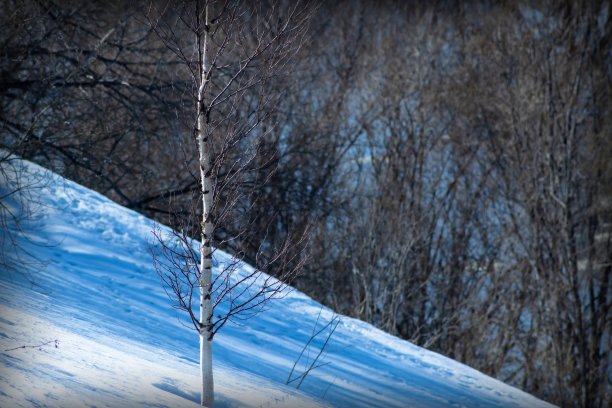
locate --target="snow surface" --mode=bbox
[0,159,555,408]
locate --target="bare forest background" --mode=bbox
[1,0,610,407]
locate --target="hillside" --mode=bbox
[0,159,555,407]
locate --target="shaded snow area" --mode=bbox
[0,159,555,408]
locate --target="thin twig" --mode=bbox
[4,339,59,352]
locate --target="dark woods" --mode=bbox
[1,1,610,407]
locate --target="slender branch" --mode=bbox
[4,339,59,352]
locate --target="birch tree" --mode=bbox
[147,1,312,406]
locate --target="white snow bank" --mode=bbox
[0,159,555,407]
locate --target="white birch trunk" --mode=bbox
[197,4,214,407]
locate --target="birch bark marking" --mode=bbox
[196,3,214,407]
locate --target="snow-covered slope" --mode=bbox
[0,159,555,408]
